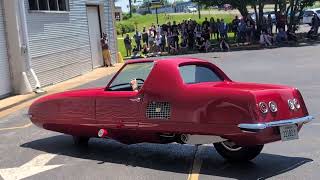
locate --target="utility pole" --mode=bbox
[198,2,201,19]
[129,0,132,17]
[156,7,159,24]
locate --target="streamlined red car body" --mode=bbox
[29,57,313,161]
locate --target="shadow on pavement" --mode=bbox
[21,135,312,179]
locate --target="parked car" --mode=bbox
[302,8,320,25]
[184,6,197,13]
[250,11,276,24]
[218,4,232,11]
[29,58,314,162]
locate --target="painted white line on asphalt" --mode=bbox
[0,153,63,180]
[0,123,32,131]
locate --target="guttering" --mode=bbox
[18,0,44,93]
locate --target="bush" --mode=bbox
[122,13,131,20]
[116,23,135,35]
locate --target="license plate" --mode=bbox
[279,125,299,141]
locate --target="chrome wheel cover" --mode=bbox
[221,141,242,151]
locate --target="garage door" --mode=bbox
[0,1,11,98]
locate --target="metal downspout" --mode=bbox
[18,0,44,93]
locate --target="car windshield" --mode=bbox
[108,62,154,91]
[179,65,222,84]
[316,10,320,14]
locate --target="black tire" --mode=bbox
[214,141,263,162]
[73,136,90,147]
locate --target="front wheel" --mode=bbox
[214,141,263,162]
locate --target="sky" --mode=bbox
[115,0,188,13]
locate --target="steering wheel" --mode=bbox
[135,78,145,83]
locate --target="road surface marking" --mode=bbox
[0,153,63,180]
[0,123,32,131]
[187,145,204,180]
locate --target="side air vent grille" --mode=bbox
[146,102,171,120]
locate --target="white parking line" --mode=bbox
[0,153,63,180]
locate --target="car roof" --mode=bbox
[305,8,320,12]
[125,57,207,66]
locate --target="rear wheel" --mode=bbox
[73,136,90,147]
[214,141,263,162]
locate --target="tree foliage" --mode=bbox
[194,0,319,32]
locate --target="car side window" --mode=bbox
[108,62,154,91]
[179,65,222,84]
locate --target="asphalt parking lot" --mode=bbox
[1,44,320,180]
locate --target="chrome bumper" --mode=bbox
[238,115,314,132]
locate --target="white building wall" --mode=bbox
[104,0,117,63]
[0,0,12,98]
[24,0,117,87]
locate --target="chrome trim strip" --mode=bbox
[238,115,314,130]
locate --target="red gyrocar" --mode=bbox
[29,58,314,162]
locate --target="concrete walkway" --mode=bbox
[0,64,123,118]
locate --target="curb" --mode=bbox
[0,64,123,118]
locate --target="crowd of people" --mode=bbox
[123,13,320,59]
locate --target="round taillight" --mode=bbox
[269,101,278,112]
[293,98,300,109]
[288,99,295,110]
[98,129,108,138]
[259,102,268,114]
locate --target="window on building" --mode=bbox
[29,0,69,11]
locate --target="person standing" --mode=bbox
[218,19,228,39]
[209,17,216,39]
[101,33,113,67]
[216,18,221,41]
[124,34,132,57]
[231,16,240,41]
[312,13,319,35]
[133,30,142,50]
[267,14,273,34]
[238,19,247,45]
[142,27,149,47]
[202,17,210,28]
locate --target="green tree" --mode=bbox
[195,0,319,32]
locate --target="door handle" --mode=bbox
[129,97,141,102]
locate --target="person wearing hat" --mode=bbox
[101,33,114,67]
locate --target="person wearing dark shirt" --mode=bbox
[202,25,210,41]
[142,27,149,47]
[202,17,210,28]
[132,45,140,59]
[187,26,195,50]
[232,16,240,41]
[124,34,132,57]
[216,18,221,41]
[196,37,206,52]
[209,17,216,39]
[133,30,142,51]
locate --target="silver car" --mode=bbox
[302,8,320,25]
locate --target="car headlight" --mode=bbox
[293,98,300,109]
[259,102,268,114]
[268,101,278,112]
[288,99,295,110]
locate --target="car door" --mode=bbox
[95,61,154,130]
[96,91,142,129]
